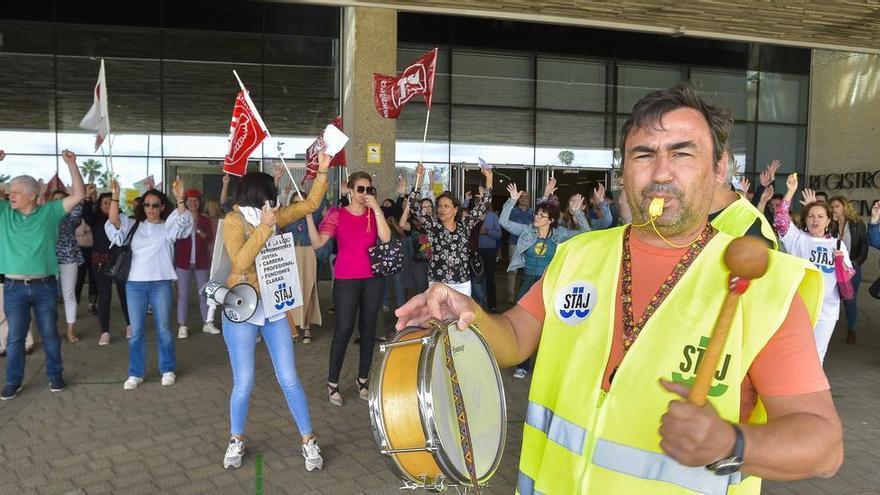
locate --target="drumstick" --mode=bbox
[688,236,769,406]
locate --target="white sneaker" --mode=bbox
[223,437,244,469]
[202,322,220,335]
[513,369,527,380]
[123,376,143,390]
[301,438,323,471]
[161,372,176,386]
[178,326,188,339]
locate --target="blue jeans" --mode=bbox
[842,264,862,331]
[223,314,313,437]
[126,280,175,378]
[4,279,63,386]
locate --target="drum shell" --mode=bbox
[369,324,507,488]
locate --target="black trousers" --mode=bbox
[92,262,130,334]
[478,248,498,310]
[75,247,97,304]
[328,277,385,383]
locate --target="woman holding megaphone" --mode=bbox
[219,152,331,472]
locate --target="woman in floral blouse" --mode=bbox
[52,191,84,343]
[408,163,493,296]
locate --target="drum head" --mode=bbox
[427,324,505,483]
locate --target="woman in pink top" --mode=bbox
[305,171,390,406]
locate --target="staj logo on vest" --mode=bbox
[554,282,598,325]
[671,336,731,397]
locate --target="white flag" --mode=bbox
[79,59,111,152]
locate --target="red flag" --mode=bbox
[303,117,347,184]
[373,48,437,119]
[223,90,269,177]
[43,174,67,202]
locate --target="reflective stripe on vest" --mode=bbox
[592,437,744,495]
[526,401,587,454]
[517,470,544,495]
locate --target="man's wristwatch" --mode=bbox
[707,423,745,475]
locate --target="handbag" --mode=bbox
[834,239,855,300]
[468,249,485,281]
[369,238,404,277]
[103,221,140,283]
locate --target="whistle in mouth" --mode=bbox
[649,197,665,218]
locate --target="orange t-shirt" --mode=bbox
[517,232,829,422]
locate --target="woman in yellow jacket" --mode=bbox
[220,153,330,472]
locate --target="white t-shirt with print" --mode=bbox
[780,222,852,322]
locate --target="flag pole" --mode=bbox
[277,153,304,201]
[233,70,246,92]
[419,108,431,164]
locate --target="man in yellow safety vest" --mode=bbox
[395,83,842,494]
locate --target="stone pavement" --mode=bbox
[1,272,879,495]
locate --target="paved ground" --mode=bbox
[1,264,879,494]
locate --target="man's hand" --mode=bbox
[543,177,557,198]
[658,379,736,466]
[61,149,77,166]
[506,183,520,202]
[740,177,751,194]
[592,183,606,206]
[785,173,798,193]
[394,283,478,331]
[273,163,284,185]
[569,193,585,212]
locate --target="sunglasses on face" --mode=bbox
[355,185,376,195]
[144,202,162,209]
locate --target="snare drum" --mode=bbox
[369,320,507,491]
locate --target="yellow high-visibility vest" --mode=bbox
[517,226,821,495]
[711,195,779,250]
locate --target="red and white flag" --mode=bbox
[303,117,348,184]
[133,175,155,194]
[42,174,67,202]
[373,48,438,119]
[79,59,111,152]
[223,89,269,177]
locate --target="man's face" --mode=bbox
[8,182,36,211]
[816,194,828,203]
[517,191,529,208]
[622,107,725,236]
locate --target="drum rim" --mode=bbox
[422,321,508,486]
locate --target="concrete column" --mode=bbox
[807,49,880,281]
[341,7,398,199]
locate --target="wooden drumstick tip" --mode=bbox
[723,236,769,282]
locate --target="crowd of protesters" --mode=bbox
[1,124,879,475]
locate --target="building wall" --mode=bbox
[808,49,880,282]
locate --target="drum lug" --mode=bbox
[379,336,434,352]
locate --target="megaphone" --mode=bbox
[203,281,259,323]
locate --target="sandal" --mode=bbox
[302,330,312,344]
[328,384,343,407]
[67,330,79,343]
[356,378,369,402]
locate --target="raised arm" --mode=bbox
[108,180,122,229]
[557,194,590,241]
[219,173,230,205]
[61,150,85,213]
[399,198,413,232]
[278,152,330,227]
[462,169,493,232]
[500,184,528,237]
[166,176,193,240]
[775,174,802,239]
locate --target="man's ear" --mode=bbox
[715,151,730,186]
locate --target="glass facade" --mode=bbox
[0,2,339,196]
[396,14,811,195]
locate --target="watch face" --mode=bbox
[711,458,744,476]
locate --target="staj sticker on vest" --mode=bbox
[554,282,598,325]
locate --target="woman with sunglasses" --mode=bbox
[219,155,330,472]
[305,170,391,406]
[407,162,493,296]
[106,178,193,390]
